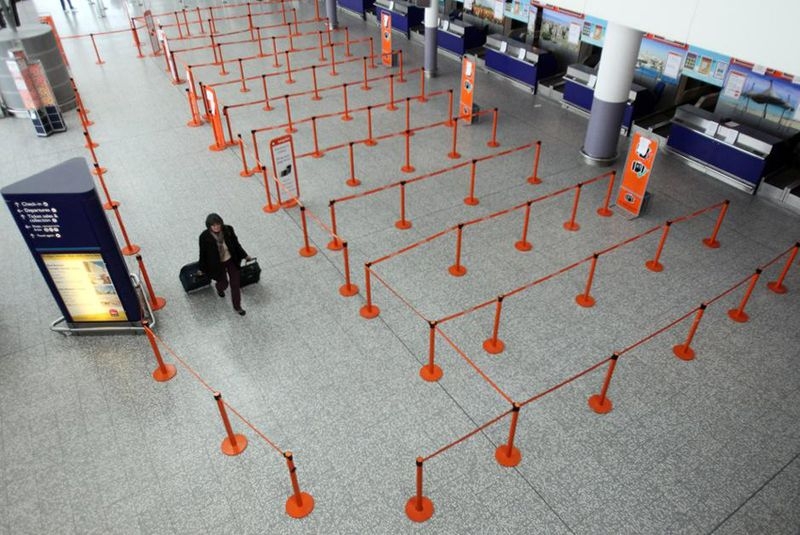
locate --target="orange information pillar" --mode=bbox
[405,457,434,522]
[495,403,521,467]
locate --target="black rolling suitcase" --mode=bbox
[240,258,261,287]
[180,261,211,293]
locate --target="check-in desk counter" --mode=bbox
[437,19,485,56]
[563,64,654,133]
[666,105,791,193]
[338,0,374,19]
[483,35,556,93]
[374,0,424,37]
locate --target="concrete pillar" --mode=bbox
[581,22,642,164]
[325,0,338,30]
[424,5,438,77]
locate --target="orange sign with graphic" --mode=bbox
[381,12,393,67]
[616,132,658,217]
[204,86,226,151]
[459,56,476,124]
[270,134,300,207]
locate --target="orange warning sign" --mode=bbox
[616,132,658,217]
[459,56,476,125]
[204,86,226,151]
[381,12,393,67]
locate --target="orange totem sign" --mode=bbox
[459,56,476,124]
[616,132,658,217]
[381,12,392,67]
[270,134,300,208]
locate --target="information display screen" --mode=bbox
[41,252,128,322]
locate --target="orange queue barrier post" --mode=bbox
[397,50,405,82]
[110,205,141,256]
[310,66,321,100]
[562,183,582,231]
[464,159,479,206]
[597,170,616,217]
[327,200,342,250]
[487,108,500,148]
[298,206,318,258]
[339,242,359,297]
[341,83,352,120]
[261,74,273,110]
[92,164,119,210]
[195,7,204,34]
[131,25,145,58]
[261,165,280,213]
[673,304,706,361]
[369,37,376,68]
[186,88,203,126]
[645,221,672,272]
[83,128,99,149]
[727,268,762,323]
[401,130,415,173]
[83,136,105,173]
[89,33,105,64]
[136,254,166,311]
[223,107,236,145]
[237,134,255,177]
[418,68,426,102]
[406,458,434,522]
[575,253,599,308]
[588,353,618,414]
[527,140,542,184]
[387,74,397,111]
[359,263,380,318]
[448,224,467,277]
[495,403,521,467]
[446,89,454,126]
[482,296,505,354]
[317,31,326,61]
[346,142,361,186]
[702,199,730,248]
[217,45,229,75]
[213,392,248,455]
[361,57,371,90]
[284,51,295,83]
[448,116,461,159]
[238,59,249,92]
[256,27,264,57]
[310,117,323,158]
[405,97,411,133]
[182,9,191,37]
[768,242,799,294]
[284,95,297,133]
[209,8,217,33]
[395,181,412,230]
[514,201,533,252]
[210,33,219,64]
[365,106,377,146]
[287,24,295,51]
[283,451,314,518]
[329,44,338,76]
[173,12,184,38]
[271,37,281,67]
[142,325,177,382]
[420,321,443,381]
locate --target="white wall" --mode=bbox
[547,0,800,75]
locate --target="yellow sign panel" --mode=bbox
[42,253,128,322]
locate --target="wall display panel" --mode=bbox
[471,0,503,22]
[504,0,530,23]
[538,7,582,66]
[635,35,687,85]
[581,14,606,47]
[681,45,730,87]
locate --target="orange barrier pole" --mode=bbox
[310,117,323,158]
[418,68,427,102]
[287,24,295,51]
[89,34,105,65]
[420,321,443,381]
[311,65,321,100]
[314,0,321,19]
[359,264,380,318]
[448,117,461,159]
[446,89,454,126]
[196,7,205,34]
[395,181,412,230]
[329,44,338,76]
[84,140,104,173]
[645,221,672,272]
[361,57,371,90]
[728,269,762,323]
[339,242,359,296]
[588,354,618,414]
[398,50,406,82]
[131,25,145,58]
[210,33,219,64]
[284,51,295,83]
[327,201,343,250]
[280,1,287,24]
[298,206,318,258]
[515,201,533,252]
[482,296,505,354]
[317,31,326,61]
[673,304,706,361]
[223,106,234,145]
[495,403,521,467]
[238,59,249,92]
[186,88,203,126]
[387,74,397,111]
[283,451,315,518]
[365,106,377,146]
[251,130,261,168]
[597,171,616,217]
[487,108,500,148]
[702,199,730,248]
[217,45,229,75]
[401,130,415,173]
[284,95,297,133]
[93,164,119,210]
[271,36,281,67]
[173,12,184,38]
[405,97,411,132]
[111,205,140,255]
[214,392,248,455]
[563,183,582,231]
[209,7,217,33]
[83,128,99,149]
[768,242,799,294]
[182,9,192,36]
[136,254,166,311]
[527,140,542,184]
[261,165,279,213]
[344,28,352,56]
[448,224,467,277]
[346,142,361,186]
[237,134,255,177]
[405,458,434,522]
[256,26,264,57]
[369,37,376,68]
[341,83,352,120]
[143,325,177,381]
[464,159,479,206]
[261,75,273,110]
[576,254,598,308]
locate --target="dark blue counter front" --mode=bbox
[339,0,374,18]
[437,26,486,56]
[484,49,556,92]
[375,5,424,36]
[563,78,653,132]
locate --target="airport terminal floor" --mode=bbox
[1,0,799,533]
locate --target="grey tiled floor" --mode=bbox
[1,1,799,533]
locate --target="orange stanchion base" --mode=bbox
[767,281,788,294]
[727,309,749,323]
[365,139,377,147]
[527,176,542,185]
[597,207,613,217]
[419,364,442,382]
[221,434,248,456]
[346,178,361,187]
[514,240,532,252]
[401,165,416,173]
[327,239,343,251]
[575,294,596,308]
[359,304,380,319]
[672,344,695,361]
[85,141,99,149]
[187,118,203,127]
[150,297,167,311]
[487,140,500,148]
[299,245,318,258]
[405,496,434,523]
[209,142,228,152]
[92,167,108,176]
[285,492,315,519]
[263,204,280,214]
[563,221,580,232]
[281,199,298,209]
[645,260,664,273]
[588,394,612,414]
[240,169,255,178]
[312,151,324,158]
[448,265,467,277]
[494,445,521,467]
[102,200,120,210]
[339,283,359,297]
[122,245,141,256]
[464,196,479,206]
[482,338,504,355]
[448,151,461,160]
[703,237,721,249]
[395,220,412,230]
[152,363,177,382]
